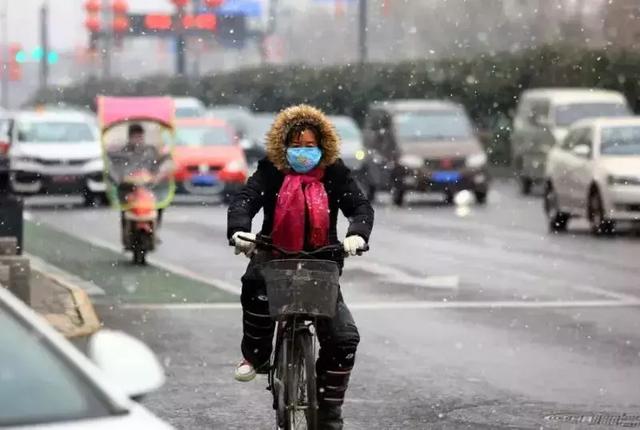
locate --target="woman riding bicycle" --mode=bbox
[227,104,374,429]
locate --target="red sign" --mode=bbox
[144,14,217,32]
[145,14,172,30]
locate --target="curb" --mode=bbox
[43,271,102,338]
[28,255,102,338]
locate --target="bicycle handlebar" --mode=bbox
[230,234,369,258]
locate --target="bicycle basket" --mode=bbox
[261,259,340,320]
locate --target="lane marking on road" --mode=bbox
[118,299,640,311]
[346,260,459,289]
[26,212,241,296]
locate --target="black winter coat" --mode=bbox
[227,158,374,253]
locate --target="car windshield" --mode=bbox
[600,126,640,156]
[331,117,362,152]
[176,125,233,146]
[0,305,112,426]
[17,120,95,142]
[248,116,275,144]
[175,107,206,118]
[554,103,629,127]
[393,110,473,141]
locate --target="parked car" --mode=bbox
[545,117,640,235]
[0,287,173,429]
[8,110,106,206]
[173,97,206,118]
[362,99,489,206]
[174,118,248,202]
[511,88,630,195]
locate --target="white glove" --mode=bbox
[232,232,256,257]
[343,235,366,257]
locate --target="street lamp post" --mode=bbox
[171,0,188,76]
[358,0,367,64]
[40,2,50,90]
[101,0,112,79]
[1,0,9,108]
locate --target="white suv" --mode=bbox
[544,117,640,235]
[8,111,106,205]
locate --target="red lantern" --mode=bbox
[112,16,129,33]
[85,16,101,32]
[171,0,189,7]
[204,0,224,7]
[112,0,128,14]
[84,0,101,13]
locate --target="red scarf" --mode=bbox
[271,168,329,251]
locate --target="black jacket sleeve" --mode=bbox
[334,160,375,242]
[227,159,268,239]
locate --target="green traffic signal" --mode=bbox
[47,52,59,64]
[14,47,59,64]
[31,47,44,61]
[15,50,27,63]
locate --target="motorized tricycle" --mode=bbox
[98,96,176,265]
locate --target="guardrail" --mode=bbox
[0,236,31,303]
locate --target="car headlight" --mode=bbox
[607,175,640,186]
[399,155,423,169]
[466,153,487,168]
[14,156,39,164]
[224,160,247,173]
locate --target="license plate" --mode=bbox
[52,175,78,183]
[432,171,461,183]
[191,173,218,186]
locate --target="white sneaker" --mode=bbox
[234,359,256,382]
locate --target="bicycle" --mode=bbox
[232,234,368,430]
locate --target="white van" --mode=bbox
[511,88,630,194]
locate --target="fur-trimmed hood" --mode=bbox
[265,104,340,172]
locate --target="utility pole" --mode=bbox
[175,4,186,76]
[358,0,367,64]
[1,0,9,108]
[39,2,49,89]
[101,0,112,79]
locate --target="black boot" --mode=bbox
[317,404,343,430]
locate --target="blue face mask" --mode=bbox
[286,147,322,173]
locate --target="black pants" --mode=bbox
[240,253,360,407]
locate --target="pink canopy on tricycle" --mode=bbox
[97,96,175,130]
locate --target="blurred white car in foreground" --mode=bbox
[544,117,640,235]
[0,288,173,429]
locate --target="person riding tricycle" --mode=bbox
[98,96,176,265]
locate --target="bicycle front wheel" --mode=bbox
[285,331,317,430]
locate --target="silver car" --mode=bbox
[8,111,106,206]
[0,287,173,429]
